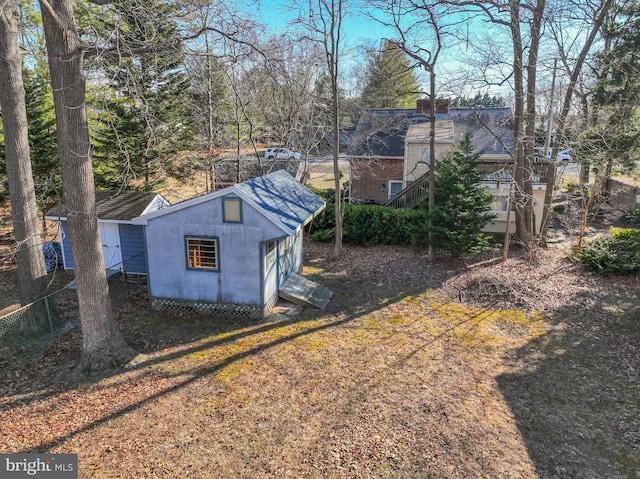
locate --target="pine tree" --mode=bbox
[93,0,193,189]
[360,40,421,109]
[449,93,506,108]
[0,62,58,206]
[23,62,59,202]
[432,134,496,254]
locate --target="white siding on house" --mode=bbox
[481,184,547,234]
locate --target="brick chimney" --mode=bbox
[416,98,450,114]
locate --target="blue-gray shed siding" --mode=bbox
[144,194,285,306]
[59,221,147,273]
[60,221,74,269]
[118,224,147,274]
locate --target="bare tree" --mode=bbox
[295,0,347,259]
[39,0,133,371]
[539,0,616,237]
[375,0,453,261]
[0,0,49,309]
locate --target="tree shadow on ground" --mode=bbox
[1,243,461,455]
[497,288,640,478]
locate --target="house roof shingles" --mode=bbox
[45,190,161,221]
[347,111,412,158]
[348,107,514,158]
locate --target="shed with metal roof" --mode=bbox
[132,170,326,318]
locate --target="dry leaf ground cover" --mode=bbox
[0,240,639,478]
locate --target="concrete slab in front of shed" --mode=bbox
[279,273,332,310]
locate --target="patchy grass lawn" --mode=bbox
[1,241,639,478]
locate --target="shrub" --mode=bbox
[312,230,334,242]
[553,204,566,214]
[565,178,580,194]
[307,134,499,255]
[622,207,640,225]
[579,227,640,275]
[305,185,334,202]
[308,203,430,248]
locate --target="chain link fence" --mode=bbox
[0,251,148,373]
[0,287,78,371]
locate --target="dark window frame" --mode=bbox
[185,236,220,271]
[222,197,243,223]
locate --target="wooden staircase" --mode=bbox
[383,170,430,209]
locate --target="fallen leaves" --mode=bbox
[0,240,638,478]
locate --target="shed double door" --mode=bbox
[99,222,123,271]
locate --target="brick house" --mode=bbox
[347,100,550,234]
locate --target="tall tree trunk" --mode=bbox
[524,0,545,239]
[331,75,342,260]
[510,0,529,246]
[326,0,343,260]
[427,70,436,263]
[39,0,133,371]
[539,0,614,236]
[0,0,49,309]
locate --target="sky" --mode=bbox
[250,0,514,99]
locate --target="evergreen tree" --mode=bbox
[360,40,421,109]
[432,134,496,254]
[449,93,506,108]
[587,0,640,174]
[93,0,193,189]
[0,63,58,205]
[23,61,59,202]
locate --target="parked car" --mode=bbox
[556,149,573,163]
[535,147,573,163]
[264,147,301,160]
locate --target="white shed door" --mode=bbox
[99,223,122,270]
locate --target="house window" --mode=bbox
[491,195,510,211]
[420,147,437,165]
[186,237,219,270]
[223,197,242,223]
[389,181,404,199]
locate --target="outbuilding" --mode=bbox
[132,170,326,318]
[45,190,169,274]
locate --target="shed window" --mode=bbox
[223,198,242,223]
[186,237,218,270]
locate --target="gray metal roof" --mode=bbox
[132,170,325,236]
[235,170,325,233]
[45,190,164,221]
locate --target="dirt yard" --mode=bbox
[0,234,639,478]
